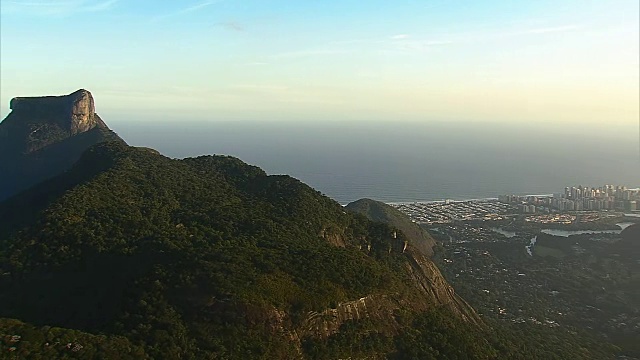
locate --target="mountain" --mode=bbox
[617,222,640,255]
[0,91,615,359]
[0,89,124,201]
[621,223,640,242]
[345,198,436,257]
[0,140,497,359]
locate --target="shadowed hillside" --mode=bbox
[0,141,495,359]
[346,198,436,257]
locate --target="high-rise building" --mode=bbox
[566,200,575,211]
[575,201,583,211]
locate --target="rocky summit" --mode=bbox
[0,89,124,200]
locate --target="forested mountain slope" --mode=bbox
[0,140,620,359]
[0,141,490,359]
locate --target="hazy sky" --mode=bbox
[1,0,638,125]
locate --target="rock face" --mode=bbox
[298,247,481,341]
[0,89,124,201]
[3,89,108,153]
[8,90,96,127]
[314,217,480,338]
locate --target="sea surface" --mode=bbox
[110,120,640,205]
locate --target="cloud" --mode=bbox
[521,25,580,34]
[386,24,581,52]
[330,34,453,54]
[270,22,577,60]
[182,0,220,13]
[82,0,117,11]
[229,84,344,105]
[269,35,454,61]
[231,84,289,92]
[151,0,223,22]
[1,0,118,16]
[393,39,454,52]
[217,21,244,32]
[270,49,349,60]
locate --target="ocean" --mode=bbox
[109,120,640,205]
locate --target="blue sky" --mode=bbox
[1,0,638,125]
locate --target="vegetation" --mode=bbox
[432,224,636,359]
[346,198,436,256]
[0,142,459,358]
[0,142,624,358]
[0,318,147,359]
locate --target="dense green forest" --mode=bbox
[0,142,622,359]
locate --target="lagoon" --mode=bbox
[539,223,635,237]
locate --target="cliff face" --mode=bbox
[8,89,96,130]
[0,89,124,201]
[300,295,400,338]
[2,89,109,153]
[296,252,480,340]
[310,224,481,339]
[401,248,480,323]
[326,198,480,336]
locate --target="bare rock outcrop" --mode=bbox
[402,247,480,324]
[5,89,107,153]
[301,295,400,338]
[307,223,481,340]
[0,89,124,201]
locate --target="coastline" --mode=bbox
[384,194,554,206]
[336,185,640,207]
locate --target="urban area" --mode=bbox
[390,185,639,357]
[391,185,639,226]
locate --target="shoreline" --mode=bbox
[337,186,640,207]
[385,194,554,206]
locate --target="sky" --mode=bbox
[0,0,638,126]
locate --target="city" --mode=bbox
[395,186,640,357]
[499,185,640,213]
[391,185,640,226]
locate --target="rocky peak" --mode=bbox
[9,89,99,135]
[0,89,124,201]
